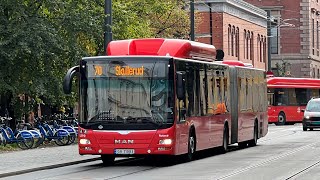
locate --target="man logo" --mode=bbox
[115,140,134,144]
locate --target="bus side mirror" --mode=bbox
[63,66,79,94]
[176,71,186,100]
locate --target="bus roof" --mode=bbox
[222,60,245,66]
[106,38,217,61]
[267,77,320,89]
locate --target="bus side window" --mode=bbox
[185,64,196,117]
[175,61,187,122]
[199,64,208,116]
[207,67,214,114]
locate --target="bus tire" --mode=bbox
[276,112,286,126]
[303,126,307,131]
[184,130,196,162]
[248,121,258,147]
[220,126,229,153]
[101,155,115,166]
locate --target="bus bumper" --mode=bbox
[79,145,174,156]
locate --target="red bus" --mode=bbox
[267,77,320,125]
[63,38,268,164]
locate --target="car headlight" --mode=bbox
[159,139,172,145]
[79,139,91,145]
[305,116,310,119]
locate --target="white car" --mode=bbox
[302,98,320,131]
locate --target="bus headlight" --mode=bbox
[159,139,172,145]
[79,139,91,145]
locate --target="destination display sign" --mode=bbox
[115,65,144,76]
[86,60,166,78]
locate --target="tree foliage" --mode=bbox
[275,60,291,77]
[0,0,190,118]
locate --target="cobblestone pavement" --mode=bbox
[0,145,100,178]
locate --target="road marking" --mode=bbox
[215,142,319,180]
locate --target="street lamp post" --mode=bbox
[267,10,272,71]
[190,0,195,41]
[104,0,112,55]
[267,15,297,72]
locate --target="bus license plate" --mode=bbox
[114,149,135,155]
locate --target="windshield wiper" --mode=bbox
[137,117,161,127]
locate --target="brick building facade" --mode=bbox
[194,0,268,70]
[244,0,320,78]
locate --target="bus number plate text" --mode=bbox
[114,149,135,155]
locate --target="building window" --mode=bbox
[257,34,260,62]
[228,25,239,58]
[313,19,315,55]
[231,26,235,56]
[244,30,247,59]
[313,67,316,78]
[263,36,267,63]
[236,27,239,58]
[260,35,263,62]
[317,21,319,55]
[246,31,250,59]
[250,32,254,60]
[228,24,231,55]
[318,69,320,78]
[270,25,279,54]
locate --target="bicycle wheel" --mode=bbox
[16,132,34,150]
[30,130,43,148]
[67,133,76,145]
[0,133,6,146]
[54,130,70,146]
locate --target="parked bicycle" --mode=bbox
[35,120,71,146]
[15,120,43,148]
[0,117,34,149]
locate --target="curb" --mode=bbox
[0,157,101,178]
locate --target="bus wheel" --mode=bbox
[276,112,286,126]
[101,155,115,166]
[248,122,258,147]
[185,132,196,162]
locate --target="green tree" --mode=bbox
[0,0,190,119]
[275,60,291,77]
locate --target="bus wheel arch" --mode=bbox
[276,111,286,126]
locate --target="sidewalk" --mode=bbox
[0,145,100,178]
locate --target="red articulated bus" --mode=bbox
[63,38,268,165]
[267,77,320,125]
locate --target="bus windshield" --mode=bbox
[80,58,174,130]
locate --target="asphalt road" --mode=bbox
[4,123,320,180]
